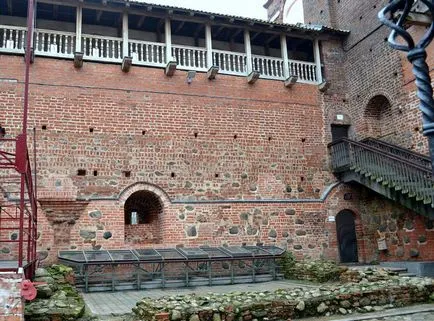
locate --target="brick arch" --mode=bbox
[118,182,171,207]
[119,183,171,245]
[363,94,393,138]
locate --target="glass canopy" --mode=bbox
[58,245,285,264]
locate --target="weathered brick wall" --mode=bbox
[0,272,24,321]
[0,55,344,263]
[304,0,431,154]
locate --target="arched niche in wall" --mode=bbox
[364,95,392,139]
[119,183,170,245]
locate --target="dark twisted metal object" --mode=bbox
[378,0,434,174]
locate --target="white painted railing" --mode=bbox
[172,44,207,71]
[289,60,317,83]
[0,25,320,84]
[213,49,247,76]
[34,29,76,58]
[0,25,26,54]
[252,55,284,80]
[129,40,166,67]
[82,34,123,62]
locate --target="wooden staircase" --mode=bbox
[328,138,434,218]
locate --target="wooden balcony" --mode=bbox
[0,24,319,84]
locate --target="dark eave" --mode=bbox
[39,0,350,39]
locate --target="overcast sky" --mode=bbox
[144,0,269,20]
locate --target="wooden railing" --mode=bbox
[0,24,320,84]
[288,60,317,83]
[129,40,166,67]
[213,49,247,76]
[252,55,284,80]
[35,29,76,58]
[361,137,432,170]
[172,44,208,71]
[329,138,434,205]
[82,34,123,62]
[0,25,26,54]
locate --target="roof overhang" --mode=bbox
[37,0,350,39]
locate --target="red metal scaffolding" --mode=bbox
[0,0,37,279]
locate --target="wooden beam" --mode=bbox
[205,24,213,69]
[250,32,260,42]
[75,5,83,53]
[174,21,185,33]
[122,11,129,58]
[96,10,103,23]
[230,28,243,41]
[313,39,322,84]
[265,34,279,44]
[137,16,146,28]
[244,29,253,74]
[53,5,59,19]
[213,26,225,38]
[7,0,13,15]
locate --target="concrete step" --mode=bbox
[383,267,408,273]
[399,272,417,277]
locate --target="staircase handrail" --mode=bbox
[328,138,432,174]
[361,137,431,169]
[329,138,433,205]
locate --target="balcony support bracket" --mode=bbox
[247,71,260,84]
[122,56,133,72]
[284,75,298,88]
[165,61,177,77]
[74,52,84,69]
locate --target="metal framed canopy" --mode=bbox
[58,245,286,292]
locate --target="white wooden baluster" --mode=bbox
[14,29,19,49]
[149,44,152,63]
[117,40,121,59]
[183,48,187,67]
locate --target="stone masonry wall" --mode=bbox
[0,272,24,321]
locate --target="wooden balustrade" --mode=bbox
[172,45,207,71]
[0,24,321,84]
[129,40,166,67]
[82,34,123,62]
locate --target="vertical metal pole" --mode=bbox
[205,24,213,69]
[75,4,83,53]
[19,0,35,270]
[165,18,172,63]
[313,39,323,84]
[280,34,290,79]
[244,29,253,74]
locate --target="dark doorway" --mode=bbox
[336,210,358,263]
[331,125,349,142]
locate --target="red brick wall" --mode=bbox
[303,0,431,154]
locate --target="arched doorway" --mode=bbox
[124,190,163,244]
[336,210,358,263]
[364,95,392,138]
